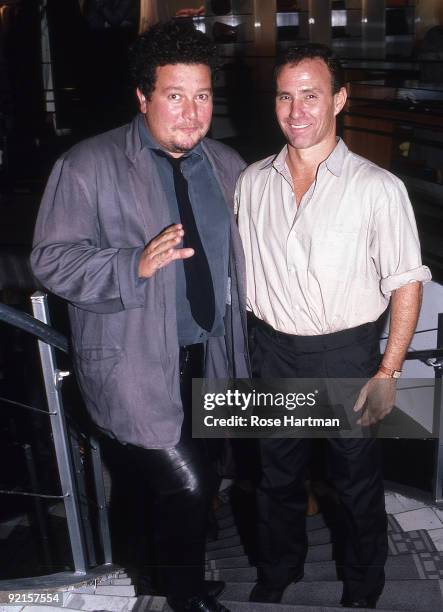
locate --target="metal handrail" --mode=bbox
[405,347,443,365]
[0,302,68,353]
[0,396,56,415]
[0,293,112,578]
[403,314,443,504]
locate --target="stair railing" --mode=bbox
[0,292,112,578]
[405,312,443,504]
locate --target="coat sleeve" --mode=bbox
[31,155,147,314]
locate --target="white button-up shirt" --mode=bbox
[236,139,431,336]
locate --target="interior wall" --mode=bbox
[416,0,440,39]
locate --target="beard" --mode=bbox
[169,142,197,153]
[166,129,207,154]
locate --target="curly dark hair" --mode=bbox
[130,20,217,99]
[274,43,345,94]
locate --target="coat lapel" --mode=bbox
[125,116,172,240]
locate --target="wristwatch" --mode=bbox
[379,364,402,379]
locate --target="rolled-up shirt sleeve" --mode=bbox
[371,173,431,296]
[380,266,431,295]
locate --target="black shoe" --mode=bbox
[167,594,230,612]
[206,580,225,598]
[136,573,157,596]
[341,598,377,609]
[249,572,304,603]
[249,583,286,603]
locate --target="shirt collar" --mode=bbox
[324,138,347,176]
[272,145,289,174]
[138,113,203,160]
[272,137,348,178]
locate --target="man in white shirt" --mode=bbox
[236,44,430,609]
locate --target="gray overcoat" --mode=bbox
[31,115,249,449]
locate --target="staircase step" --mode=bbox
[218,516,236,530]
[216,512,326,534]
[207,556,251,569]
[206,545,245,560]
[215,510,426,545]
[95,585,136,596]
[211,565,353,583]
[64,592,137,611]
[98,577,133,586]
[221,580,338,603]
[306,514,327,531]
[216,504,233,520]
[14,602,392,612]
[20,607,102,612]
[218,525,239,539]
[68,586,96,595]
[306,543,334,562]
[207,553,428,582]
[215,504,329,523]
[307,527,332,546]
[222,603,398,612]
[379,579,443,611]
[18,604,139,612]
[207,535,243,551]
[206,543,334,568]
[209,545,442,569]
[134,595,167,611]
[222,580,443,611]
[210,527,332,552]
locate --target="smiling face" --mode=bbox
[137,63,213,157]
[275,58,347,155]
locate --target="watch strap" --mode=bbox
[379,364,402,379]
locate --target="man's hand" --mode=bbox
[353,371,397,426]
[138,224,194,278]
[353,282,422,426]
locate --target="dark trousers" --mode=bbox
[250,317,388,603]
[103,344,217,599]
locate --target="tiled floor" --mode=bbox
[385,491,434,514]
[427,528,443,552]
[386,487,443,551]
[395,507,443,532]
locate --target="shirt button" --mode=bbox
[295,304,301,311]
[288,266,295,273]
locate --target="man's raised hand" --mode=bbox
[138,224,194,278]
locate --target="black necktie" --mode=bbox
[159,153,215,332]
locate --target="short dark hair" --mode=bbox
[130,20,217,99]
[274,44,345,94]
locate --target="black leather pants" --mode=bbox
[103,344,217,598]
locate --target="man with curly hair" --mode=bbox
[31,20,248,612]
